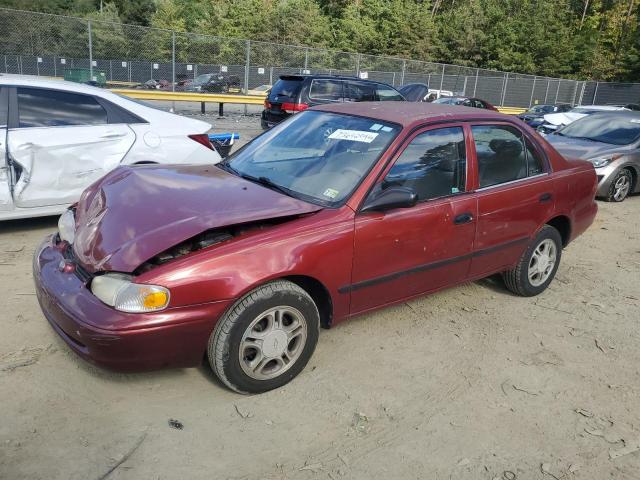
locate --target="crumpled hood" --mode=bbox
[73,164,322,273]
[545,134,624,160]
[543,112,586,127]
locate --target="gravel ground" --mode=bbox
[0,111,639,479]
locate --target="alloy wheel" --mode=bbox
[528,239,557,287]
[239,306,308,381]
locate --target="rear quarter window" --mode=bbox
[269,78,303,101]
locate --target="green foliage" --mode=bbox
[0,0,638,80]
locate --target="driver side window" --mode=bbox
[381,127,467,202]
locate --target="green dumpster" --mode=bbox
[63,68,106,86]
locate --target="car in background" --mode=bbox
[34,102,597,393]
[0,75,221,221]
[536,105,631,135]
[399,83,430,102]
[185,73,241,93]
[247,84,271,96]
[432,96,498,111]
[261,74,405,129]
[518,104,572,128]
[546,111,640,202]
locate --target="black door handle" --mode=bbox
[539,192,553,203]
[454,212,474,225]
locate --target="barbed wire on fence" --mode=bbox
[1,7,639,107]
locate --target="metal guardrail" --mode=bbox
[113,88,527,115]
[112,88,265,115]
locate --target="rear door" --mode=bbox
[7,87,135,208]
[468,123,554,277]
[0,87,12,212]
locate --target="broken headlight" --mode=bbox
[90,273,170,313]
[58,209,76,244]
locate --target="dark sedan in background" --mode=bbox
[518,104,572,128]
[546,111,640,202]
[432,96,498,110]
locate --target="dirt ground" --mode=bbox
[1,112,639,480]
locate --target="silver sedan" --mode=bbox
[545,112,640,202]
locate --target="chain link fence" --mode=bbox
[1,7,639,108]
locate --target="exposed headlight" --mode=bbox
[91,273,170,313]
[589,158,611,168]
[589,154,621,169]
[58,209,76,244]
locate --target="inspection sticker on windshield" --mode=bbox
[369,123,383,131]
[328,129,379,143]
[323,188,339,199]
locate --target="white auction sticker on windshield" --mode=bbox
[323,188,339,199]
[328,129,379,143]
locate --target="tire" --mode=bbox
[605,168,633,202]
[208,280,320,394]
[502,225,562,297]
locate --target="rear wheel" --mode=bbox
[503,225,562,297]
[208,280,320,394]
[605,168,632,202]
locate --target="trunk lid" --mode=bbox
[72,164,321,273]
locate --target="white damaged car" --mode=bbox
[0,75,221,221]
[537,105,630,135]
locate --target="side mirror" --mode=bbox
[361,187,418,213]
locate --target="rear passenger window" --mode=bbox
[376,86,404,101]
[382,127,466,201]
[472,125,544,188]
[18,88,108,127]
[309,80,343,102]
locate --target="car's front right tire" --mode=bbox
[208,280,320,394]
[605,168,633,202]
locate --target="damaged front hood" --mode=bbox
[543,112,586,127]
[73,164,322,273]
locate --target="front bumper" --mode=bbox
[33,234,231,372]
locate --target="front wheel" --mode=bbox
[208,280,320,394]
[502,225,562,297]
[605,168,633,202]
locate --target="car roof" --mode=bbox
[574,105,628,111]
[279,74,398,88]
[580,110,640,119]
[312,101,506,128]
[0,74,106,95]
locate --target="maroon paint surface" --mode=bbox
[34,103,598,371]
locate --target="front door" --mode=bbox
[6,87,135,208]
[468,123,556,277]
[350,125,477,314]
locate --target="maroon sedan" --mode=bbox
[34,103,598,393]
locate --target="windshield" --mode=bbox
[224,111,400,206]
[399,84,428,102]
[433,97,463,105]
[193,74,214,85]
[559,114,640,145]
